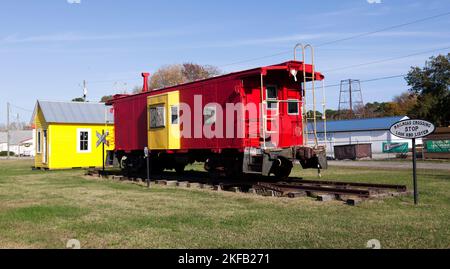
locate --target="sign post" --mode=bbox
[390,119,435,205]
[102,130,105,173]
[96,130,110,174]
[144,147,150,188]
[412,138,418,204]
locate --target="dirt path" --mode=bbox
[329,160,450,171]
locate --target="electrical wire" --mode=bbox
[219,11,450,68]
[324,46,450,73]
[80,12,450,87]
[324,74,407,89]
[9,103,33,113]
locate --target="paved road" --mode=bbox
[329,160,450,171]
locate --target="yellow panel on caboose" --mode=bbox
[147,91,180,150]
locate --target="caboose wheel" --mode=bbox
[271,158,293,180]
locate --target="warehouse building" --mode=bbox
[31,101,114,170]
[0,130,34,157]
[423,127,450,159]
[309,116,415,159]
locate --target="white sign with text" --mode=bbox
[390,119,435,139]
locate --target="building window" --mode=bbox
[149,105,166,129]
[36,130,42,154]
[204,106,217,126]
[266,86,278,110]
[287,100,299,115]
[77,129,91,153]
[171,105,179,125]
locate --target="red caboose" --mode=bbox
[110,59,327,179]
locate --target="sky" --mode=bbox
[1,0,450,125]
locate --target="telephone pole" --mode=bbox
[83,80,87,102]
[6,102,10,159]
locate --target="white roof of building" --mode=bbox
[0,132,6,143]
[32,100,114,124]
[0,130,33,145]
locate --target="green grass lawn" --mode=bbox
[0,159,449,249]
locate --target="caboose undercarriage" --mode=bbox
[116,146,327,180]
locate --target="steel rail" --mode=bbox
[284,179,408,191]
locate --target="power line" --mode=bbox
[325,74,407,89]
[218,11,450,68]
[324,46,450,73]
[219,51,288,68]
[79,11,450,87]
[88,78,141,85]
[9,103,33,113]
[316,11,450,47]
[361,74,407,83]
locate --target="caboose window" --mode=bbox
[171,105,179,125]
[266,86,278,110]
[266,86,277,99]
[287,100,299,115]
[150,105,166,129]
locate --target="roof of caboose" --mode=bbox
[228,60,324,80]
[110,61,324,102]
[31,100,114,125]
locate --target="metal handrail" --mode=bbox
[294,43,327,149]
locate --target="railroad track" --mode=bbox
[87,169,410,205]
[253,180,410,205]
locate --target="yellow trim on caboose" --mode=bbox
[147,91,181,150]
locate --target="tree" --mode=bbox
[405,53,450,126]
[100,95,114,103]
[393,92,417,116]
[325,109,339,120]
[148,63,222,90]
[149,64,186,89]
[132,86,143,94]
[182,63,221,82]
[72,97,85,102]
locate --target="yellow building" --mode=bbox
[32,101,114,170]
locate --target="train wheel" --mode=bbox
[272,158,293,181]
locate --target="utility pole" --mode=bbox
[6,102,10,159]
[83,80,87,102]
[338,79,365,119]
[349,79,353,116]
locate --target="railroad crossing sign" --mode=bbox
[390,119,435,139]
[96,130,109,148]
[390,119,435,205]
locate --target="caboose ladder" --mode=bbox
[294,43,328,150]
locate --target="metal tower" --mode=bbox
[338,79,364,119]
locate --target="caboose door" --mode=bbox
[147,91,181,150]
[266,85,303,148]
[264,85,280,148]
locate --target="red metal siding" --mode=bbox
[111,61,322,153]
[178,76,244,150]
[113,93,151,152]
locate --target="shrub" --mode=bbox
[0,151,15,157]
